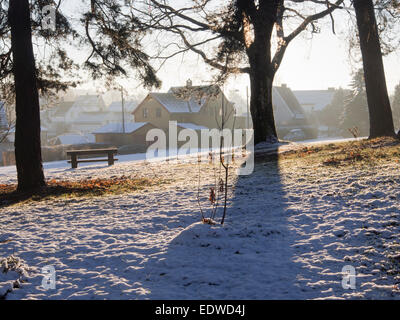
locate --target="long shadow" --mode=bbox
[139,145,309,299]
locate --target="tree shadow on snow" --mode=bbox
[140,146,310,299]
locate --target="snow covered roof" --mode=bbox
[274,86,305,116]
[84,133,96,143]
[93,122,149,134]
[108,101,138,113]
[72,94,106,112]
[272,87,293,117]
[53,101,74,117]
[177,123,209,131]
[73,112,111,123]
[168,84,220,98]
[149,92,205,113]
[293,90,336,111]
[52,134,89,145]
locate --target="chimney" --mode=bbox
[186,79,192,87]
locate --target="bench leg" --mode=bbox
[71,155,78,169]
[108,153,114,166]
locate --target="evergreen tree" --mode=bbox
[1,0,160,191]
[319,88,347,132]
[340,69,369,137]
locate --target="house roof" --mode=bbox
[53,101,75,117]
[93,122,149,134]
[72,94,105,112]
[177,123,209,130]
[73,112,111,123]
[134,84,232,115]
[274,86,305,116]
[148,92,205,113]
[293,90,336,111]
[108,101,138,113]
[168,84,220,96]
[53,134,89,145]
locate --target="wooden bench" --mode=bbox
[66,148,118,169]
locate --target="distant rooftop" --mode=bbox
[108,101,138,113]
[51,134,89,145]
[148,92,206,113]
[53,101,75,117]
[72,94,105,112]
[274,86,305,115]
[293,89,336,111]
[93,122,149,134]
[73,112,111,123]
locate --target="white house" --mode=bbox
[47,95,111,136]
[106,100,138,123]
[48,133,93,146]
[292,88,336,113]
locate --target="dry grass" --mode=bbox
[0,176,169,207]
[259,137,400,167]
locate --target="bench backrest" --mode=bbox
[66,148,118,156]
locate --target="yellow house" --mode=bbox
[132,81,236,132]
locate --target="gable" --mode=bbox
[275,86,305,115]
[53,101,75,117]
[93,122,150,134]
[134,86,234,119]
[134,94,171,116]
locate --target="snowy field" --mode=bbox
[1,140,400,299]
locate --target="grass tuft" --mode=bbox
[277,137,400,167]
[0,176,169,207]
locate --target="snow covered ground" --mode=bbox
[1,142,400,299]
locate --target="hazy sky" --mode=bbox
[61,1,399,98]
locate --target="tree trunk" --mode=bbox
[354,0,395,138]
[9,0,46,191]
[247,26,278,145]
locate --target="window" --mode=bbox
[143,108,148,118]
[156,108,162,118]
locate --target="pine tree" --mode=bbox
[340,69,369,137]
[1,0,160,191]
[320,88,347,132]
